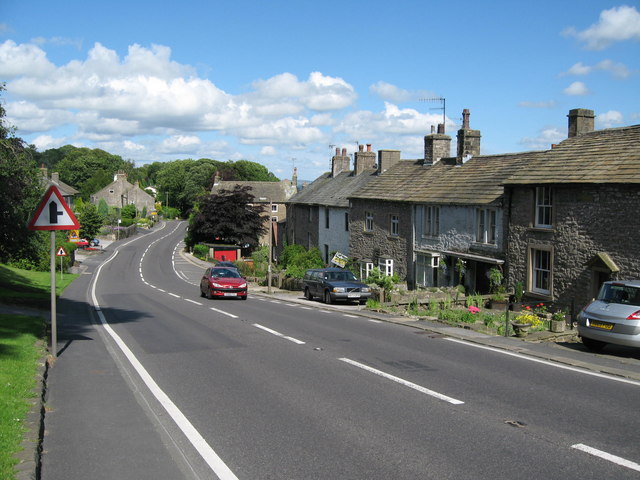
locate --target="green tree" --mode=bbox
[97,198,109,219]
[121,204,137,219]
[186,185,267,250]
[78,203,103,240]
[232,160,278,181]
[0,83,44,263]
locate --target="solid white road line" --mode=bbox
[253,324,306,345]
[339,357,464,405]
[210,307,238,319]
[445,338,640,386]
[572,444,640,472]
[91,235,239,480]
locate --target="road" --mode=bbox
[41,220,640,479]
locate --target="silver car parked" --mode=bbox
[577,280,640,351]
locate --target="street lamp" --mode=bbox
[259,197,272,294]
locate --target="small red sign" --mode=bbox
[56,247,67,257]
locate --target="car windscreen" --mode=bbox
[211,268,241,278]
[325,271,358,282]
[597,283,640,306]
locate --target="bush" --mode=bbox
[193,244,208,260]
[282,246,324,279]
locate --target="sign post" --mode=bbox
[56,246,67,280]
[28,186,80,358]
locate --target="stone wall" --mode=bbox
[349,199,412,281]
[286,204,319,250]
[506,184,640,311]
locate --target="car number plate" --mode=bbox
[347,293,360,298]
[223,292,237,297]
[589,320,613,330]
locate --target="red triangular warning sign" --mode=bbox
[28,186,80,231]
[56,247,67,256]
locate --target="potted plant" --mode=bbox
[511,281,524,311]
[488,267,507,309]
[511,311,542,337]
[550,309,566,333]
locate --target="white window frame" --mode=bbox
[530,246,552,296]
[476,208,497,244]
[365,211,374,232]
[390,214,399,236]
[379,258,394,276]
[535,186,553,228]
[271,204,278,213]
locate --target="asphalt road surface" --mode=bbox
[41,221,640,479]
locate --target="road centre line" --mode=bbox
[343,314,358,318]
[339,358,464,405]
[168,292,180,298]
[253,324,306,345]
[91,226,239,480]
[572,444,640,472]
[184,299,202,305]
[210,307,239,319]
[445,338,640,386]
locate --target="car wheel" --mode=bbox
[582,337,606,352]
[200,286,205,298]
[304,288,313,300]
[324,290,333,304]
[206,288,213,300]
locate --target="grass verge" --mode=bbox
[0,314,46,480]
[0,264,78,309]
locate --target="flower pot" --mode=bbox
[550,319,565,333]
[511,322,532,338]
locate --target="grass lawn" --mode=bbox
[0,263,79,479]
[0,314,46,479]
[0,264,78,309]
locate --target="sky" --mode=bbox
[1,0,639,181]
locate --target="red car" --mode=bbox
[75,239,89,248]
[200,267,248,300]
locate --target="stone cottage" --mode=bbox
[504,109,640,311]
[90,170,155,215]
[285,145,383,265]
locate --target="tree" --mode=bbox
[121,204,137,219]
[232,160,279,181]
[97,198,109,219]
[78,203,103,240]
[186,185,267,250]
[0,83,44,263]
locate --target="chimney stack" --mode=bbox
[456,108,481,165]
[331,147,351,177]
[424,129,451,165]
[378,150,401,174]
[354,144,376,175]
[568,108,595,138]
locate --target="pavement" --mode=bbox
[5,243,640,480]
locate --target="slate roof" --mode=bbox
[505,124,640,185]
[211,180,294,203]
[286,169,378,207]
[350,151,540,206]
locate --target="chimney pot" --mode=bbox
[341,148,347,156]
[437,123,445,134]
[366,144,371,152]
[336,147,340,156]
[358,144,364,152]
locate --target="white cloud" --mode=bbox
[0,40,55,77]
[260,146,277,155]
[562,60,631,79]
[124,140,145,151]
[563,5,640,50]
[563,81,589,96]
[32,135,66,150]
[519,127,565,150]
[369,81,438,104]
[596,110,624,128]
[159,135,201,153]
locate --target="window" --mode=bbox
[476,208,497,244]
[365,211,374,232]
[271,204,278,213]
[416,253,439,287]
[535,186,553,228]
[325,207,330,228]
[109,189,114,194]
[531,247,551,295]
[424,206,440,236]
[390,215,399,236]
[308,206,312,222]
[345,212,349,231]
[324,244,329,263]
[271,216,278,222]
[360,262,374,280]
[379,258,394,276]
